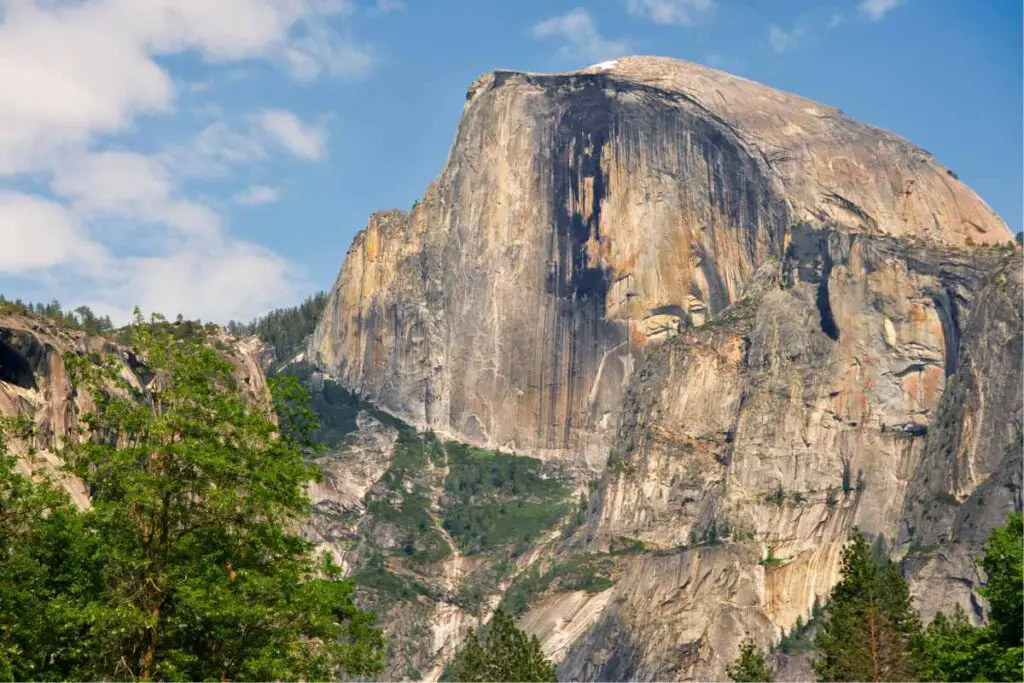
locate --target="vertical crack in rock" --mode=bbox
[931,285,961,376]
[816,250,840,341]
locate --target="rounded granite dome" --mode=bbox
[471,55,1010,248]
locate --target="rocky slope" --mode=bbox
[307,56,1021,680]
[0,311,271,503]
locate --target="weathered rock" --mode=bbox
[307,55,1020,681]
[310,56,1012,472]
[525,237,1021,680]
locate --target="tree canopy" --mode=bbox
[226,291,327,363]
[727,638,775,682]
[453,609,557,682]
[0,310,384,681]
[812,530,922,682]
[920,511,1023,682]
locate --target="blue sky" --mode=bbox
[0,0,1020,323]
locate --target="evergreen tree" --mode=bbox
[454,609,557,682]
[229,291,328,363]
[812,530,922,682]
[0,310,385,680]
[918,605,984,682]
[918,512,1023,682]
[727,638,775,682]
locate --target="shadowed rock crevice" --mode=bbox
[815,251,840,341]
[0,329,43,390]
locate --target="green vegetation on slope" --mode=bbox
[227,291,327,362]
[727,639,775,682]
[442,441,570,556]
[277,362,363,447]
[500,554,615,617]
[0,310,384,681]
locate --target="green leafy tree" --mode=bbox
[0,424,105,681]
[918,512,1023,682]
[813,530,922,682]
[918,605,984,682]
[454,609,557,682]
[0,309,387,681]
[978,511,1022,654]
[974,510,1024,682]
[727,638,775,682]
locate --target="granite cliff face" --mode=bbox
[308,56,1021,680]
[310,56,1010,471]
[534,234,1020,681]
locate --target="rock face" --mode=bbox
[538,234,1020,681]
[0,313,272,508]
[309,56,1021,680]
[310,56,1010,471]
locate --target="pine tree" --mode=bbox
[812,530,922,682]
[727,638,775,682]
[454,609,557,682]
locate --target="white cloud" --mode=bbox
[0,0,370,322]
[99,241,300,323]
[625,0,713,26]
[768,24,806,53]
[256,109,330,161]
[0,192,107,273]
[860,0,902,21]
[51,151,220,237]
[234,185,280,205]
[0,0,368,176]
[532,8,631,64]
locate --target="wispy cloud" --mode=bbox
[768,24,806,54]
[532,8,631,64]
[860,0,903,21]
[625,0,714,27]
[52,151,220,237]
[234,185,281,206]
[256,110,330,161]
